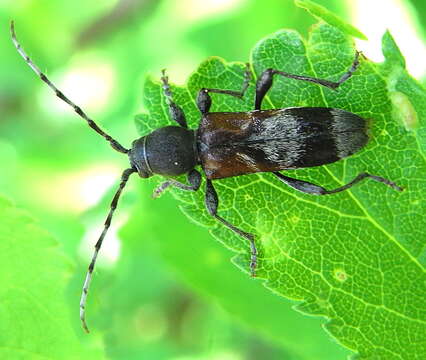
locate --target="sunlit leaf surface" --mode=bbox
[136,23,426,359]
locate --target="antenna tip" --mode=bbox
[10,20,17,41]
[81,318,90,333]
[80,308,91,333]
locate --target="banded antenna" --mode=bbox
[11,21,137,332]
[10,21,129,154]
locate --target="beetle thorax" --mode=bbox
[129,126,197,178]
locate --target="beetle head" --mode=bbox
[128,135,152,178]
[129,126,197,178]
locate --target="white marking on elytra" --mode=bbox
[235,152,262,171]
[243,110,305,167]
[330,109,367,159]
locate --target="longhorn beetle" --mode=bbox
[11,21,403,333]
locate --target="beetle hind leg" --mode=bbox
[205,179,257,276]
[273,171,403,195]
[196,63,252,114]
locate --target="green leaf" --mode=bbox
[135,22,426,359]
[0,196,105,360]
[294,0,367,40]
[119,185,351,359]
[382,31,424,135]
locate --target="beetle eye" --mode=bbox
[132,161,151,178]
[137,169,151,178]
[128,136,153,178]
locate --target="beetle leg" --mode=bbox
[161,69,188,128]
[152,169,202,198]
[273,171,403,195]
[196,63,251,114]
[255,51,361,110]
[205,179,258,276]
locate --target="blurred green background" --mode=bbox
[1,0,425,359]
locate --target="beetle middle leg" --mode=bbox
[273,171,403,195]
[204,179,258,276]
[255,51,361,110]
[152,169,202,198]
[161,69,188,128]
[197,63,252,114]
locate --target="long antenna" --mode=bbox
[10,21,129,154]
[11,21,136,331]
[80,167,136,332]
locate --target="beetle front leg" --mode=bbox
[273,171,403,195]
[204,179,257,276]
[196,63,251,114]
[161,70,188,128]
[255,51,361,110]
[152,169,202,198]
